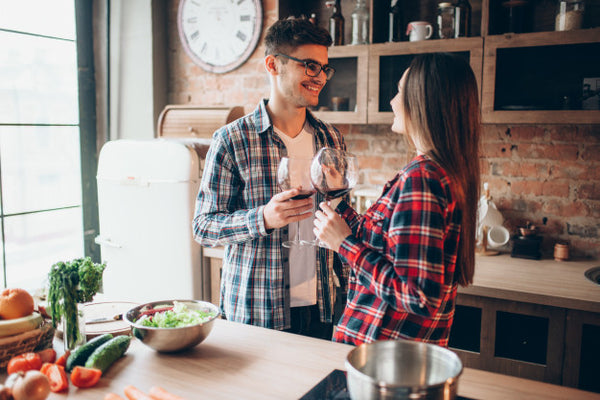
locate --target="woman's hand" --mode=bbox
[313,202,351,251]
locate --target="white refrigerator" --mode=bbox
[95,138,210,303]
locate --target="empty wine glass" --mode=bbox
[277,156,316,248]
[303,147,359,247]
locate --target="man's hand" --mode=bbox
[263,188,314,230]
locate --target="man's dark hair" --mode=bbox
[264,17,332,56]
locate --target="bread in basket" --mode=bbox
[0,319,54,370]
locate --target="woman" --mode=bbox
[313,53,481,347]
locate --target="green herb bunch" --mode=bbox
[48,257,106,347]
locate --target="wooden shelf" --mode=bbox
[367,37,484,125]
[312,44,369,124]
[277,0,600,124]
[481,28,600,124]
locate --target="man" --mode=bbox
[192,18,347,339]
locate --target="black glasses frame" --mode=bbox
[274,53,335,81]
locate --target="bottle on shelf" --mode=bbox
[327,0,345,46]
[388,0,404,42]
[351,0,369,45]
[454,0,471,37]
[501,0,531,34]
[437,2,456,39]
[555,0,585,31]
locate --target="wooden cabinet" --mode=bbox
[450,294,600,392]
[367,37,483,125]
[313,45,369,124]
[277,0,600,124]
[563,309,600,393]
[449,255,600,392]
[481,28,600,123]
[450,294,566,384]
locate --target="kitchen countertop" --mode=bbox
[461,254,600,313]
[205,247,600,313]
[18,319,598,399]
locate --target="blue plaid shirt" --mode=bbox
[193,100,348,330]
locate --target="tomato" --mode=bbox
[40,362,53,375]
[56,350,70,367]
[36,348,57,364]
[6,352,42,374]
[70,366,102,388]
[41,363,69,393]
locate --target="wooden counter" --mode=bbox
[204,250,600,312]
[29,319,599,399]
[462,254,600,313]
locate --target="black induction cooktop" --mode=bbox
[299,369,477,400]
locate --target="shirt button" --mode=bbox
[283,257,289,263]
[419,303,425,308]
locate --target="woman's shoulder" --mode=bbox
[402,155,448,180]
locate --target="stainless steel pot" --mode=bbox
[345,339,463,400]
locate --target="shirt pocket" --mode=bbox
[359,204,389,252]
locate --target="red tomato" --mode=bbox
[40,362,53,375]
[37,348,57,364]
[56,350,70,367]
[7,352,42,374]
[42,363,69,392]
[70,366,102,388]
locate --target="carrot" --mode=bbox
[149,386,186,400]
[105,394,126,400]
[124,385,153,400]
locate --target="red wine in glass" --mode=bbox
[277,156,315,248]
[304,148,359,247]
[291,189,317,200]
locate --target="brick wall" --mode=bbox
[166,1,600,260]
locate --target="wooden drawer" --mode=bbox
[157,105,244,139]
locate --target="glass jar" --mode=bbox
[555,0,584,31]
[437,2,455,39]
[351,0,370,45]
[62,303,86,351]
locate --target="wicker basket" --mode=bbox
[0,320,55,370]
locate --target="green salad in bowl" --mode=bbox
[136,301,217,328]
[124,299,220,352]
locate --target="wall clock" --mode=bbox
[177,0,263,74]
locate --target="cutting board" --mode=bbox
[55,301,138,339]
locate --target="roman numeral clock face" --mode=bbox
[177,0,263,73]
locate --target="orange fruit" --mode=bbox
[0,288,34,320]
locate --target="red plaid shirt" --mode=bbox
[333,155,461,347]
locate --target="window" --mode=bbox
[0,0,84,291]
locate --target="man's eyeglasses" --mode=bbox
[274,53,335,81]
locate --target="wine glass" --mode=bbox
[303,147,359,247]
[277,156,316,248]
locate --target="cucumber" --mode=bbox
[85,335,131,373]
[66,333,113,371]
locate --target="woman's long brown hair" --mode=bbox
[402,53,481,286]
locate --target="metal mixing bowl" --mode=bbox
[345,339,463,400]
[124,299,220,352]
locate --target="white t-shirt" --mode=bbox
[273,124,317,307]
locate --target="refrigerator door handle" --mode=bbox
[95,235,123,248]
